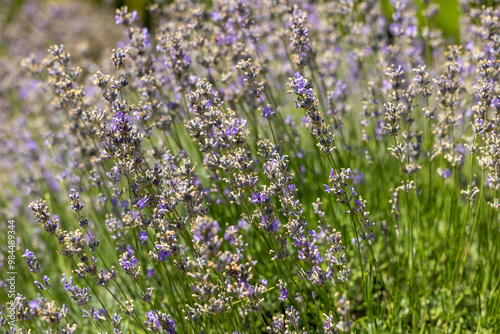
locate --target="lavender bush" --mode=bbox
[1,0,500,333]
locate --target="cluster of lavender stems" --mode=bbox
[2,0,500,333]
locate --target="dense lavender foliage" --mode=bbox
[1,0,500,333]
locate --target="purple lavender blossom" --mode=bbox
[139,231,148,244]
[145,310,176,333]
[34,275,50,290]
[278,281,288,302]
[23,249,41,273]
[262,106,275,118]
[137,197,147,210]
